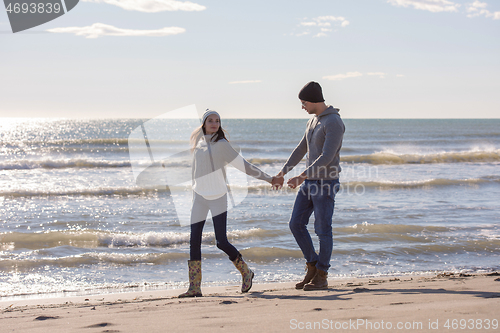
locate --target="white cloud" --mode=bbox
[47,23,186,38]
[468,0,488,9]
[367,72,388,79]
[313,32,328,38]
[389,0,500,19]
[465,1,500,19]
[300,22,317,27]
[387,0,460,13]
[387,0,500,20]
[81,0,205,13]
[295,15,349,37]
[307,16,349,27]
[323,72,363,81]
[397,74,405,77]
[229,80,262,84]
[466,0,489,17]
[317,16,349,25]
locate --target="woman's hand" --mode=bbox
[271,174,284,190]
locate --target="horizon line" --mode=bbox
[1,116,500,120]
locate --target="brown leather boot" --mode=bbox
[295,261,317,289]
[303,269,328,291]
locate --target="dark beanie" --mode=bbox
[298,81,324,103]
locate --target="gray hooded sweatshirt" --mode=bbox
[280,106,345,180]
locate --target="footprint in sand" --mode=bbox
[353,288,370,293]
[85,322,113,328]
[34,316,60,321]
[219,300,238,305]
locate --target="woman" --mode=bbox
[179,110,273,298]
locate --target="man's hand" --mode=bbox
[287,174,307,189]
[271,174,284,190]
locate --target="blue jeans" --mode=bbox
[289,179,340,273]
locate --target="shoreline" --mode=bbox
[2,272,499,332]
[2,268,495,303]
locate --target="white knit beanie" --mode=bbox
[202,109,220,124]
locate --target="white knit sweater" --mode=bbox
[192,136,272,200]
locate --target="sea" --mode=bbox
[1,117,499,300]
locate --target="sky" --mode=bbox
[1,0,499,119]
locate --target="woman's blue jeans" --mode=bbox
[289,179,340,273]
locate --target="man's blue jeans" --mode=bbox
[289,179,340,273]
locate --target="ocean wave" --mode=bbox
[4,175,498,198]
[0,155,281,171]
[4,138,129,147]
[334,222,450,235]
[340,176,500,190]
[331,239,500,256]
[11,138,188,147]
[2,145,129,155]
[333,223,449,243]
[0,158,131,171]
[0,187,157,198]
[99,228,268,248]
[242,176,500,193]
[0,252,191,271]
[247,158,286,165]
[0,247,304,270]
[53,138,131,146]
[0,228,270,250]
[1,238,498,271]
[240,247,304,261]
[341,149,500,164]
[9,148,497,172]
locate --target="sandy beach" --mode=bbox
[1,272,498,333]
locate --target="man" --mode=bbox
[272,81,345,290]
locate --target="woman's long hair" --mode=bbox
[190,116,228,151]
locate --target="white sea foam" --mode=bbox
[0,158,131,170]
[341,149,500,164]
[0,228,269,249]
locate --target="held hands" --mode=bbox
[271,174,284,190]
[271,173,307,190]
